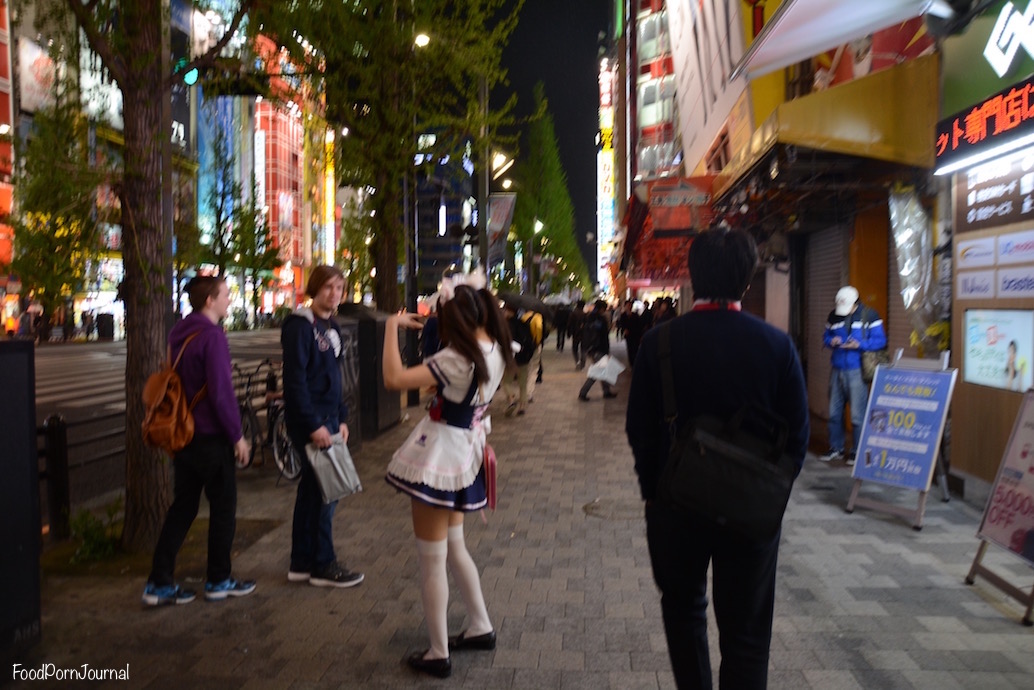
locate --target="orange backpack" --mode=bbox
[141,331,208,454]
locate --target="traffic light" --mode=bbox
[175,57,199,86]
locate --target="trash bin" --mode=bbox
[334,315,362,453]
[337,304,401,440]
[96,313,115,341]
[0,340,41,662]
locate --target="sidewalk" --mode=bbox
[13,341,1034,689]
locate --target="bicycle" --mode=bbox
[263,365,302,481]
[234,363,261,468]
[244,358,302,481]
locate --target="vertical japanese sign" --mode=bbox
[487,193,516,270]
[853,367,957,492]
[597,60,616,292]
[978,390,1034,567]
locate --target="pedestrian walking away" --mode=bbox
[569,299,586,368]
[143,275,255,607]
[578,300,617,401]
[281,264,364,589]
[626,228,809,689]
[382,270,515,679]
[820,285,886,465]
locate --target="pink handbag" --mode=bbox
[484,443,497,510]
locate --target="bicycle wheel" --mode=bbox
[239,406,259,468]
[272,414,302,480]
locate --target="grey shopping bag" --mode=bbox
[305,433,362,503]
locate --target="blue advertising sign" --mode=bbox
[853,366,958,491]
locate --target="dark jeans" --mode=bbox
[149,434,237,586]
[289,430,338,571]
[571,335,583,367]
[555,328,566,351]
[578,351,613,397]
[645,501,780,690]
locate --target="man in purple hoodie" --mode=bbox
[142,275,255,606]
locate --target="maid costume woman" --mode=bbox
[385,324,507,511]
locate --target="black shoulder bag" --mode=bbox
[655,322,798,540]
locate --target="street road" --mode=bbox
[34,328,284,422]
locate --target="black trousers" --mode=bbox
[645,501,779,690]
[149,434,237,586]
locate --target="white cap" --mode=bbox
[834,286,859,316]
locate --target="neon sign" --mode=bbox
[936,73,1034,173]
[985,0,1034,78]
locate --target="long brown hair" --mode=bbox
[438,285,516,383]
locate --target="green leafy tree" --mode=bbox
[172,181,204,317]
[254,0,522,311]
[46,0,257,551]
[202,120,241,276]
[511,82,590,295]
[9,78,103,321]
[337,196,375,301]
[234,177,283,324]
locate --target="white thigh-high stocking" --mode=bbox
[446,524,493,636]
[416,538,449,660]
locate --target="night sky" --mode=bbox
[500,0,611,281]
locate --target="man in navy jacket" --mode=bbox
[626,229,808,689]
[282,265,363,589]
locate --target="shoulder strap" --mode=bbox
[657,322,677,435]
[170,330,208,410]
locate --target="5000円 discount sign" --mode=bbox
[979,391,1034,567]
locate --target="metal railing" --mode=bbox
[37,411,126,541]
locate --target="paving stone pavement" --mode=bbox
[12,342,1034,689]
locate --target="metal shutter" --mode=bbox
[805,226,848,419]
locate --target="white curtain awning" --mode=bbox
[732,0,953,80]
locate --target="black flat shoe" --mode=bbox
[449,629,497,651]
[406,651,451,678]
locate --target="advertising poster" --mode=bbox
[853,367,957,492]
[963,310,1034,391]
[978,391,1034,567]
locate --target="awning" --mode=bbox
[714,53,939,203]
[732,0,952,80]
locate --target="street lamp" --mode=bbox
[404,31,429,407]
[527,218,544,296]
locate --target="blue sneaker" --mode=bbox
[142,583,196,607]
[204,578,256,601]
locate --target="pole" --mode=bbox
[478,75,489,270]
[405,63,420,407]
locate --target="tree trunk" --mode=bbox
[118,10,172,553]
[373,170,401,312]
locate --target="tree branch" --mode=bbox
[163,0,260,91]
[64,0,127,86]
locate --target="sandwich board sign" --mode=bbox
[966,389,1034,625]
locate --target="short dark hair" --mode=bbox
[185,275,225,312]
[306,264,345,299]
[688,229,757,301]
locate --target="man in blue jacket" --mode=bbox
[821,286,887,465]
[281,265,363,588]
[626,229,808,689]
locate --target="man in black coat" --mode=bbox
[577,300,616,401]
[626,229,809,689]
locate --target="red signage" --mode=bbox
[936,74,1034,172]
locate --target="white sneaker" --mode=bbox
[819,450,843,463]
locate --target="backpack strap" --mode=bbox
[171,330,208,410]
[657,322,677,436]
